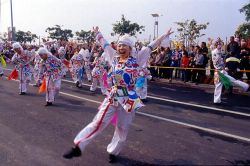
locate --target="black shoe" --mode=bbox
[75,81,79,87]
[109,154,117,163]
[63,146,82,159]
[19,92,26,95]
[213,102,221,106]
[141,99,148,103]
[247,86,250,92]
[45,102,53,106]
[0,73,3,77]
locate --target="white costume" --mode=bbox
[82,49,92,82]
[0,42,4,76]
[38,48,62,103]
[135,67,151,100]
[33,53,43,86]
[73,31,170,156]
[11,43,35,93]
[212,47,249,103]
[58,47,68,77]
[69,51,85,87]
[90,52,109,95]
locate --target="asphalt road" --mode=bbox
[0,69,250,166]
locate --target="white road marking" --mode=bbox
[60,91,250,143]
[61,78,250,117]
[3,68,250,117]
[4,72,250,143]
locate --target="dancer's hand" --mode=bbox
[166,28,174,36]
[92,26,99,34]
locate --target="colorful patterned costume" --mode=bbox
[11,50,35,93]
[73,30,169,156]
[39,53,62,103]
[69,52,85,87]
[90,52,109,95]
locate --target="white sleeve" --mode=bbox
[136,46,151,67]
[96,32,117,64]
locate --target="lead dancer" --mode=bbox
[63,27,173,163]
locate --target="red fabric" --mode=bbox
[8,68,18,80]
[39,78,46,93]
[75,102,111,145]
[63,59,70,68]
[181,57,190,67]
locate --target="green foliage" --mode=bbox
[239,3,250,22]
[112,15,145,36]
[16,30,38,43]
[175,19,209,47]
[46,25,73,41]
[235,23,250,39]
[75,30,95,43]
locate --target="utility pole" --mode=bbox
[10,0,15,41]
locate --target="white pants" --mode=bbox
[74,98,135,156]
[33,68,41,85]
[214,71,249,103]
[46,76,61,102]
[72,69,83,86]
[136,79,148,99]
[19,68,32,93]
[90,77,107,95]
[0,66,3,74]
[84,64,92,81]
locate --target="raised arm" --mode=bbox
[93,27,117,64]
[136,28,173,67]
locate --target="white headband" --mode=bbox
[117,34,134,48]
[12,42,23,49]
[37,47,49,55]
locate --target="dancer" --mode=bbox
[37,47,62,106]
[90,51,109,95]
[212,41,249,104]
[69,49,85,88]
[11,43,35,95]
[63,26,173,163]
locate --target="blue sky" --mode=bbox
[1,0,249,42]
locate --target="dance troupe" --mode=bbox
[0,26,249,163]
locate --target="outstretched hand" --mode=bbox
[92,26,99,34]
[166,28,174,36]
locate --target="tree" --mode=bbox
[46,25,73,41]
[235,23,250,39]
[236,3,250,39]
[239,3,250,22]
[112,15,145,36]
[175,19,209,48]
[75,30,95,43]
[16,30,38,44]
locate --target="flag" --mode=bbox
[39,78,47,93]
[0,56,6,67]
[8,68,18,80]
[218,72,233,90]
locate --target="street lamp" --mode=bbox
[151,13,160,40]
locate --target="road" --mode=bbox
[0,69,250,166]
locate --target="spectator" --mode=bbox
[161,47,172,81]
[181,51,190,82]
[239,39,250,80]
[192,46,204,84]
[227,36,240,56]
